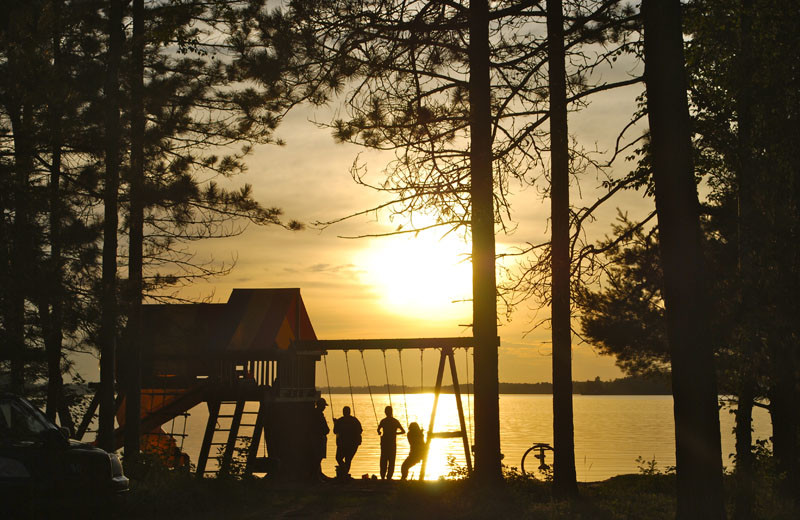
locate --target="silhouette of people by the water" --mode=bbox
[377,405,405,479]
[312,397,330,480]
[401,422,426,480]
[333,406,362,479]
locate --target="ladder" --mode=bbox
[419,347,473,479]
[196,399,264,478]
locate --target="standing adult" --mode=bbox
[312,398,330,480]
[377,405,405,479]
[333,406,362,479]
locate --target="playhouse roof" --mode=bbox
[141,288,316,359]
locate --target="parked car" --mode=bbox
[0,393,128,516]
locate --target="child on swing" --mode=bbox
[401,422,426,480]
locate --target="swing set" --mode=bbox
[298,337,475,479]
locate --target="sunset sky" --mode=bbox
[167,71,653,386]
[72,55,652,386]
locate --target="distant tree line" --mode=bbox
[324,376,671,395]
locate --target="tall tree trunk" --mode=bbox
[769,361,800,499]
[642,1,725,518]
[124,0,145,462]
[469,0,502,484]
[98,0,123,452]
[733,383,754,518]
[45,0,66,425]
[547,0,578,497]
[8,103,31,395]
[733,0,755,516]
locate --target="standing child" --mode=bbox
[377,406,405,479]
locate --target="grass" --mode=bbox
[114,473,678,519]
[112,463,797,519]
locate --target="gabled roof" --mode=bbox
[218,288,317,352]
[142,288,316,358]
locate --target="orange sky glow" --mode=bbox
[164,79,653,386]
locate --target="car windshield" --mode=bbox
[0,397,53,443]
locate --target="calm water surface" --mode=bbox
[174,394,771,482]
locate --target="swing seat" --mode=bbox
[248,456,278,474]
[429,431,464,439]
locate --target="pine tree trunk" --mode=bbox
[9,103,32,395]
[124,0,145,462]
[733,0,755,515]
[769,366,800,500]
[98,0,123,452]
[642,1,725,518]
[733,382,754,519]
[469,0,502,484]
[547,0,578,497]
[45,0,65,425]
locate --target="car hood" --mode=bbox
[66,439,110,456]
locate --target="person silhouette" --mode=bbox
[333,406,362,479]
[313,398,330,480]
[377,405,405,479]
[401,422,426,480]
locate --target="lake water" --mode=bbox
[168,394,771,482]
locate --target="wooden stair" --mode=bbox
[196,399,266,478]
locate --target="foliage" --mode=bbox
[578,0,800,502]
[445,455,469,481]
[635,455,675,476]
[576,218,669,377]
[214,436,254,479]
[0,0,302,407]
[266,1,639,239]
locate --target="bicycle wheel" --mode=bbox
[521,445,537,476]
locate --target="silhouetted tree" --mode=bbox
[468,0,503,484]
[124,0,145,462]
[273,0,641,482]
[686,0,800,503]
[642,0,724,517]
[1,0,108,421]
[1,0,302,445]
[98,0,123,453]
[546,0,578,497]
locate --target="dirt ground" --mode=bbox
[115,474,682,520]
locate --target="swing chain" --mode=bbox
[344,350,356,414]
[322,353,335,423]
[398,349,409,427]
[382,349,393,409]
[420,348,424,394]
[360,350,380,427]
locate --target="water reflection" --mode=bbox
[176,394,771,482]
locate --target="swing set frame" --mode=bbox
[295,337,478,478]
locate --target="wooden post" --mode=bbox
[220,400,245,476]
[246,398,268,474]
[196,400,220,478]
[75,390,100,440]
[420,349,447,480]
[448,348,473,473]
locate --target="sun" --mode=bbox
[362,229,473,323]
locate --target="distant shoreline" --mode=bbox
[320,376,672,396]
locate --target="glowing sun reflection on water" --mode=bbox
[322,392,474,481]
